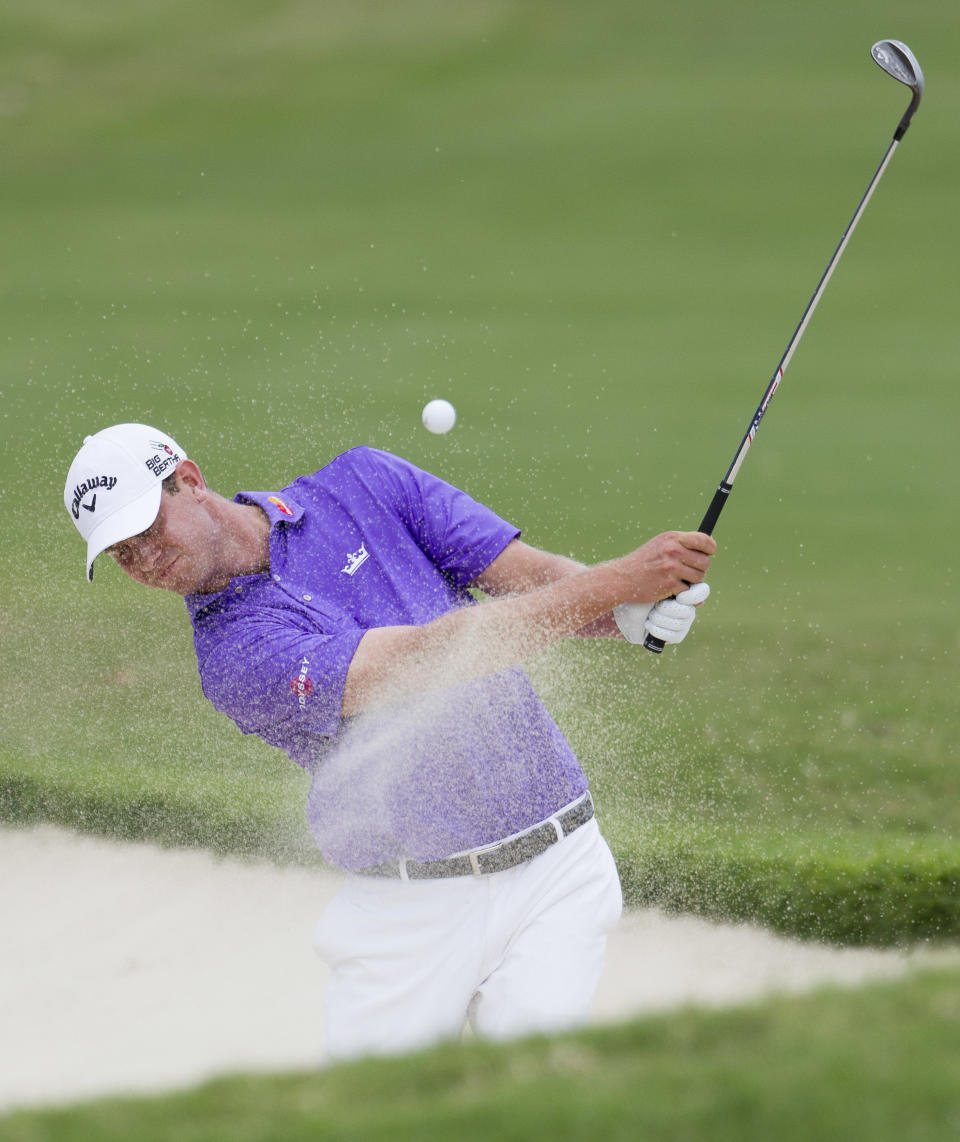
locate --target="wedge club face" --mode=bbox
[871,40,924,138]
[871,40,924,94]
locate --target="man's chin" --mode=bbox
[152,560,202,595]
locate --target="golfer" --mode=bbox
[64,422,715,1060]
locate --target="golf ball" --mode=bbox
[421,399,457,434]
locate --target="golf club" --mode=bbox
[644,39,925,653]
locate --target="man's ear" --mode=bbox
[174,459,207,497]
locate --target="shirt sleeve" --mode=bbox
[356,448,520,585]
[191,597,364,769]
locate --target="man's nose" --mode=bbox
[134,537,163,569]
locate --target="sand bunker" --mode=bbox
[0,824,946,1112]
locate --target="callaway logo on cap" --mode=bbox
[63,423,187,582]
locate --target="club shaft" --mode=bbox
[717,136,900,504]
[645,131,908,655]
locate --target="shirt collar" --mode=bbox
[234,490,305,527]
[184,491,303,617]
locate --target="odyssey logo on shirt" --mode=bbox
[290,656,312,710]
[341,543,370,576]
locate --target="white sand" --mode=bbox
[0,824,948,1113]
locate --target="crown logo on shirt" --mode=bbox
[341,543,370,576]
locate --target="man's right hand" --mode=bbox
[611,530,716,605]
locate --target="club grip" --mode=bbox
[642,484,730,655]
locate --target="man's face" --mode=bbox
[106,470,225,594]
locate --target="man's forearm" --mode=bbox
[471,540,623,639]
[343,561,629,714]
[343,529,714,714]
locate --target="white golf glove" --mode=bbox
[613,581,711,645]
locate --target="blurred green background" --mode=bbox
[1,0,957,946]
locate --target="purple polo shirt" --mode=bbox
[185,447,587,870]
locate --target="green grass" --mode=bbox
[3,966,959,1140]
[1,0,958,946]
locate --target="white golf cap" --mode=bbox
[64,423,188,582]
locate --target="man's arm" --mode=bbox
[470,539,622,638]
[341,531,714,715]
[470,539,584,594]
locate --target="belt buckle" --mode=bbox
[462,793,592,878]
[465,836,508,877]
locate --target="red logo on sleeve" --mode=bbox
[290,657,312,709]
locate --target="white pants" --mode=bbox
[312,817,623,1062]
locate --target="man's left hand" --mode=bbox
[644,582,710,644]
[614,583,711,645]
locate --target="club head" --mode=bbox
[871,40,924,96]
[871,40,924,139]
